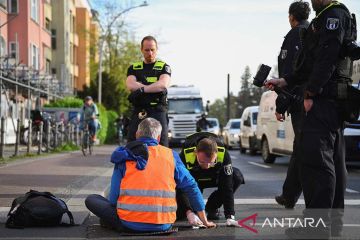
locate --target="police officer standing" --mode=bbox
[266,0,356,237]
[274,0,311,209]
[126,36,171,146]
[176,132,244,224]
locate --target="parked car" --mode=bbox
[239,106,259,154]
[206,117,221,136]
[222,118,241,149]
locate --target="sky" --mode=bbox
[92,0,360,103]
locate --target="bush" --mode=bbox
[97,104,107,144]
[105,111,119,144]
[44,97,83,108]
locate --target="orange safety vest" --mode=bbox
[117,145,177,224]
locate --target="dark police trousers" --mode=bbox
[281,110,302,203]
[299,98,347,210]
[176,167,242,219]
[127,108,169,147]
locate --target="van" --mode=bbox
[256,91,294,163]
[256,90,360,163]
[239,106,259,154]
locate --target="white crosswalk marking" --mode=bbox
[346,188,359,194]
[248,161,271,169]
[229,198,360,205]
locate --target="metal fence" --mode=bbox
[0,117,82,159]
[0,62,69,159]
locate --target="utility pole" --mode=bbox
[227,73,230,121]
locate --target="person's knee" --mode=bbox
[233,167,245,190]
[85,194,99,211]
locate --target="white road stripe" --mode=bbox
[231,198,360,205]
[346,188,359,194]
[248,161,271,169]
[230,155,237,159]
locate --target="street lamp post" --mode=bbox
[97,1,148,104]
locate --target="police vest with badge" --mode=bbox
[181,132,233,185]
[127,60,170,112]
[293,1,360,122]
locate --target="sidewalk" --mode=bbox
[0,145,117,225]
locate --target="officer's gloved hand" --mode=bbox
[125,141,148,160]
[186,211,203,226]
[275,93,290,115]
[226,215,240,227]
[128,87,144,104]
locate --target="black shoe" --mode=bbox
[206,209,221,220]
[275,195,295,209]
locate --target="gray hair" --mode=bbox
[137,118,162,139]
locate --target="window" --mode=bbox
[70,43,73,63]
[30,43,39,70]
[45,59,51,74]
[31,0,39,23]
[9,42,17,59]
[45,18,51,31]
[0,36,6,57]
[9,0,17,13]
[0,0,7,10]
[51,29,56,49]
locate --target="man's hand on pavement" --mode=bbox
[186,210,203,226]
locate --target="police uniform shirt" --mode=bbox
[127,61,171,85]
[278,21,309,79]
[179,148,233,185]
[287,2,352,95]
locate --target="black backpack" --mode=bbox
[6,190,75,228]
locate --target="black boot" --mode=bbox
[206,208,221,220]
[275,195,296,209]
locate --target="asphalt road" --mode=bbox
[1,148,360,239]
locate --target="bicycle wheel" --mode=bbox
[89,141,93,155]
[82,133,88,156]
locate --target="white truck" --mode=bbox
[167,85,204,146]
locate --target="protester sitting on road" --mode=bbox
[176,132,244,225]
[85,118,216,233]
[81,96,99,142]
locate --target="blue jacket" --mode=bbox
[109,137,205,232]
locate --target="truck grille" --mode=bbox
[172,120,197,138]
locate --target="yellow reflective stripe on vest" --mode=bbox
[184,147,196,169]
[184,146,225,169]
[120,189,176,198]
[153,61,165,70]
[133,61,143,70]
[217,146,225,163]
[117,203,177,213]
[146,77,158,83]
[315,1,340,19]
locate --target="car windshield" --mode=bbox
[230,121,240,129]
[168,98,203,114]
[252,112,258,125]
[208,120,218,127]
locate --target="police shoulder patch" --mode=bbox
[224,164,233,176]
[280,49,288,60]
[326,18,339,30]
[165,65,171,74]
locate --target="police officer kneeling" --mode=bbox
[176,132,244,223]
